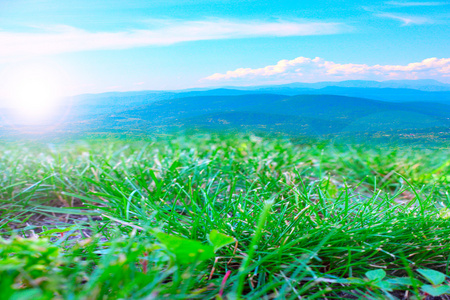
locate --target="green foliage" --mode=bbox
[1,134,450,299]
[360,268,450,297]
[207,230,235,252]
[366,269,386,281]
[0,237,61,298]
[418,269,447,286]
[421,285,450,297]
[417,269,450,296]
[156,232,215,265]
[38,225,78,237]
[363,269,392,292]
[439,207,450,219]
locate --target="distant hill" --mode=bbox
[254,87,450,104]
[127,94,287,120]
[62,80,450,116]
[178,111,348,136]
[236,79,450,92]
[65,94,450,139]
[2,80,450,142]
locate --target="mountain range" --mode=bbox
[1,79,450,143]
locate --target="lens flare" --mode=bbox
[1,64,63,124]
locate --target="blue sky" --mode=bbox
[0,0,449,97]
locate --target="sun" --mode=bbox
[11,77,58,118]
[3,64,63,124]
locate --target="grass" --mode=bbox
[1,133,450,299]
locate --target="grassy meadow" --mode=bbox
[1,134,450,299]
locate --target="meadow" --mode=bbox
[1,134,450,299]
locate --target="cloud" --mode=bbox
[0,19,349,62]
[202,57,450,83]
[386,1,447,7]
[375,13,434,25]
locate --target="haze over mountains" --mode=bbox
[67,79,450,114]
[241,79,450,91]
[2,79,450,142]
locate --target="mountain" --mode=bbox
[2,80,450,142]
[179,111,349,136]
[239,79,450,92]
[66,94,450,140]
[61,81,450,117]
[254,87,450,104]
[156,94,450,136]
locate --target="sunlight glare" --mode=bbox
[4,65,63,124]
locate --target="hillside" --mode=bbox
[62,79,450,113]
[2,82,450,142]
[52,93,447,144]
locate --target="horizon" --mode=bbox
[41,78,450,98]
[1,77,448,102]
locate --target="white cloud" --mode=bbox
[386,1,447,7]
[375,13,434,25]
[0,19,349,62]
[202,57,450,83]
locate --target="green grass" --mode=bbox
[1,134,450,299]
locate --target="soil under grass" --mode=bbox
[1,134,450,299]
